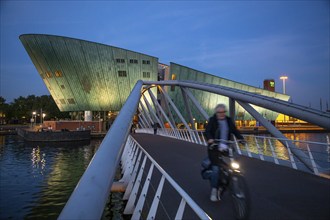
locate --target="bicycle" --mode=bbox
[201,139,250,220]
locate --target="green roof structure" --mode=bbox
[20,34,158,111]
[20,34,289,122]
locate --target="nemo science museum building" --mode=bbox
[20,34,289,129]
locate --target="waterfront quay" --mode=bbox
[0,123,327,137]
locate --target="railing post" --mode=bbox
[175,198,187,220]
[268,139,279,165]
[131,164,155,219]
[255,137,265,161]
[124,155,147,214]
[146,176,165,219]
[286,141,297,170]
[306,144,319,175]
[233,136,242,155]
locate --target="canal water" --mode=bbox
[0,135,101,219]
[0,133,329,219]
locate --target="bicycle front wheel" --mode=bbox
[230,174,250,220]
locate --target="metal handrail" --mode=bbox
[137,128,330,176]
[122,135,211,220]
[58,80,143,219]
[244,134,330,146]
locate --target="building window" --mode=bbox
[142,60,150,65]
[61,85,65,89]
[55,70,63,77]
[116,58,125,63]
[130,59,138,64]
[45,71,52,78]
[118,70,127,77]
[67,98,75,104]
[59,99,66,104]
[143,72,151,78]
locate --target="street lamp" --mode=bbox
[42,113,46,124]
[280,76,288,94]
[32,111,36,127]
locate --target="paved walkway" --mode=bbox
[132,133,330,220]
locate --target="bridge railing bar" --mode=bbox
[306,144,319,175]
[121,135,211,220]
[59,80,144,220]
[136,128,329,176]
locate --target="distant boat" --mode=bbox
[17,128,91,142]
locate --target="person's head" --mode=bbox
[214,104,227,120]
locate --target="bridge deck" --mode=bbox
[132,134,330,220]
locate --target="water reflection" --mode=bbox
[0,135,101,219]
[242,133,330,168]
[31,147,47,175]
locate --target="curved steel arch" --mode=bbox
[143,80,330,130]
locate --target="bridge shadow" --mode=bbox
[132,133,330,220]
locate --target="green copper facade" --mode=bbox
[20,34,158,111]
[20,34,289,122]
[168,63,290,121]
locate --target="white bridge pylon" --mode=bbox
[139,80,330,172]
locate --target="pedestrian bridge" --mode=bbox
[57,80,330,219]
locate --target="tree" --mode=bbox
[1,95,70,124]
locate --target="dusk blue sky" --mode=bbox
[1,1,329,110]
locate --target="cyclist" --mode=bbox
[205,103,245,202]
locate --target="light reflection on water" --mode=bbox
[0,135,101,219]
[243,132,330,168]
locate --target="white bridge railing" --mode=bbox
[136,128,330,177]
[118,135,211,220]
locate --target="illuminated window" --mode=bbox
[130,59,138,64]
[270,81,275,87]
[142,60,150,65]
[116,58,125,63]
[45,71,52,78]
[143,72,150,78]
[67,98,75,104]
[118,70,127,77]
[55,70,63,77]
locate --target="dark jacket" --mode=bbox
[205,115,243,141]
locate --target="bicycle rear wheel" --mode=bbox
[230,174,250,220]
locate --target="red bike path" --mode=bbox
[132,133,330,220]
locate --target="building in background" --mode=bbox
[20,34,290,130]
[264,79,275,92]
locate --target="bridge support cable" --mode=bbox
[147,89,177,131]
[158,86,198,143]
[142,94,165,129]
[238,101,316,172]
[59,80,144,220]
[138,106,152,128]
[160,86,177,128]
[143,80,330,130]
[181,87,203,144]
[181,87,197,130]
[229,97,236,122]
[138,114,148,129]
[139,102,154,127]
[181,87,209,121]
